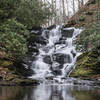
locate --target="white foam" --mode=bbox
[30,26,82,81]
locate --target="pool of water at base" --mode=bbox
[0,84,100,100]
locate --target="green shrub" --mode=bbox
[0,19,29,60]
[0,0,53,60]
[76,21,100,52]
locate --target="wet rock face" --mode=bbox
[29,35,47,45]
[14,61,34,77]
[51,64,62,75]
[62,28,74,38]
[71,50,76,58]
[51,64,63,72]
[42,30,50,39]
[43,56,52,64]
[42,46,53,53]
[55,38,66,45]
[47,25,56,30]
[53,53,72,64]
[28,29,48,56]
[52,69,62,75]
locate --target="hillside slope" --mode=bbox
[66,0,100,28]
[69,0,100,79]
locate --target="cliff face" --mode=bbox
[69,0,100,79]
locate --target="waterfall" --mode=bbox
[30,26,82,81]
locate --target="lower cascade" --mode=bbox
[30,26,82,82]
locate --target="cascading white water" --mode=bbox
[30,26,82,81]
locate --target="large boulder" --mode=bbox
[28,35,47,45]
[62,28,74,38]
[43,56,52,64]
[55,38,66,45]
[71,50,76,58]
[51,70,62,75]
[70,47,100,79]
[13,60,34,77]
[42,46,53,53]
[42,30,50,39]
[50,62,63,75]
[47,25,56,30]
[51,65,62,75]
[53,53,72,64]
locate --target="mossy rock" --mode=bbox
[71,68,92,77]
[10,78,39,86]
[0,60,13,67]
[17,79,38,85]
[70,49,100,78]
[0,75,39,86]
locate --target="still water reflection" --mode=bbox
[0,85,100,100]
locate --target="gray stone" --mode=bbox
[53,53,72,64]
[62,28,74,38]
[43,56,52,64]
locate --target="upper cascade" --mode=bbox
[30,25,82,82]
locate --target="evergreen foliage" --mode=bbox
[76,21,100,52]
[0,0,52,60]
[0,0,52,28]
[0,19,29,60]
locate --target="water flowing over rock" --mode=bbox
[30,26,82,81]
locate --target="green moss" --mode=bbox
[71,68,92,77]
[0,60,13,67]
[70,49,100,78]
[12,78,39,86]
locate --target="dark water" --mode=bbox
[0,85,100,100]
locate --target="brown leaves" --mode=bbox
[0,51,6,59]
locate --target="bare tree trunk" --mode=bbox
[62,0,66,23]
[78,0,81,9]
[51,0,54,25]
[60,0,62,24]
[55,0,57,24]
[66,0,70,19]
[81,0,84,6]
[72,0,75,14]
